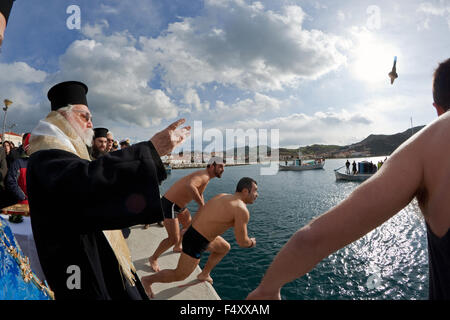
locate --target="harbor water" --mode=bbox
[158,158,429,300]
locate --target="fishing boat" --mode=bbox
[334,169,374,182]
[279,159,325,171]
[334,161,376,182]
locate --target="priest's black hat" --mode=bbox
[47,81,88,111]
[94,128,108,139]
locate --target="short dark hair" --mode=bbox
[433,58,450,110]
[236,177,257,193]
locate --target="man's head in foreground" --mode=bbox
[433,58,450,116]
[236,177,258,204]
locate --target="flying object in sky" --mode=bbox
[388,56,398,85]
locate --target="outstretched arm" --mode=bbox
[247,132,425,300]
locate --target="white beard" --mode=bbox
[66,111,94,147]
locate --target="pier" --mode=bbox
[126,224,221,300]
[169,163,250,169]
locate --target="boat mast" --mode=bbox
[410,117,413,137]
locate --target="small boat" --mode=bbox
[334,170,374,182]
[165,164,172,175]
[334,161,376,182]
[279,159,325,171]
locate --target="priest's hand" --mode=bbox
[150,118,191,156]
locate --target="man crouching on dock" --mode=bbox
[142,177,258,299]
[148,157,225,272]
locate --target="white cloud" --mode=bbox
[100,4,119,15]
[231,109,373,147]
[216,91,433,148]
[140,1,347,91]
[182,88,210,112]
[0,62,49,132]
[52,24,178,128]
[214,93,282,121]
[417,1,450,30]
[0,62,47,84]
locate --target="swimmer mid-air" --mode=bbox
[389,56,398,85]
[141,177,258,299]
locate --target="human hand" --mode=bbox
[246,286,281,300]
[248,237,256,248]
[150,119,191,156]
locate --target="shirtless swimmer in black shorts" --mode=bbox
[148,157,225,272]
[141,177,258,298]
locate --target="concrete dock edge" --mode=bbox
[126,224,221,300]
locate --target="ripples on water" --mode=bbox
[159,158,429,300]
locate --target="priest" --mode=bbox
[27,81,190,299]
[91,127,109,160]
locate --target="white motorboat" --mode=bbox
[279,159,325,171]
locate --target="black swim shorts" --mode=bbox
[182,226,210,259]
[161,196,185,219]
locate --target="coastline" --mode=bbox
[170,163,251,169]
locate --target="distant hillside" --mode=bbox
[183,125,426,160]
[293,125,426,158]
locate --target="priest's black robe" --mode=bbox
[27,141,166,300]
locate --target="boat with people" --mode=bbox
[279,159,325,171]
[334,161,377,182]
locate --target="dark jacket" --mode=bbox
[0,147,7,190]
[27,141,166,300]
[5,153,28,204]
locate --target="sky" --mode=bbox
[1,0,450,152]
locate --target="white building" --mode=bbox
[1,132,23,147]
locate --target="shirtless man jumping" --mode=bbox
[148,157,225,272]
[141,177,258,299]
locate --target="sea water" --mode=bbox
[159,158,428,300]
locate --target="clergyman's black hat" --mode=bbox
[94,128,108,139]
[47,81,88,111]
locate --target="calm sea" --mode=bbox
[159,157,429,300]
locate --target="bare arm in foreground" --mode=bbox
[247,128,426,299]
[0,12,5,47]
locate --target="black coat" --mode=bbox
[0,147,7,189]
[27,141,166,299]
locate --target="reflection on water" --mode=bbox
[159,158,429,300]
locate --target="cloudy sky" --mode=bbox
[1,0,449,151]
